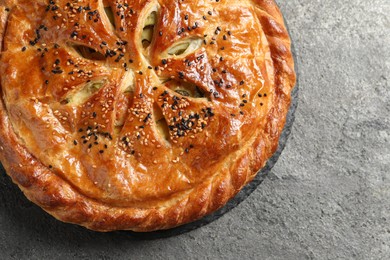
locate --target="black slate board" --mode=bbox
[0,29,298,242]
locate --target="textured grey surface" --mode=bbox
[1,0,389,259]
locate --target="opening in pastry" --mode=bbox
[114,91,133,133]
[62,80,105,106]
[165,38,203,58]
[73,45,106,61]
[159,77,171,84]
[120,70,135,93]
[141,10,157,49]
[153,103,170,141]
[104,7,116,28]
[165,80,208,99]
[115,72,134,130]
[102,0,116,29]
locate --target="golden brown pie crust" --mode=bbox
[0,0,295,232]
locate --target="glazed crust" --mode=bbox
[0,0,295,232]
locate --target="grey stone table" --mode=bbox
[1,1,389,259]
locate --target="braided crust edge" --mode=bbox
[0,0,296,232]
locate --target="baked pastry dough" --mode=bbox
[0,0,295,232]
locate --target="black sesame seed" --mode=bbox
[52,69,63,74]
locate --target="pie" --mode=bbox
[0,0,296,232]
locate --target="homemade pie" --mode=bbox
[0,0,296,232]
